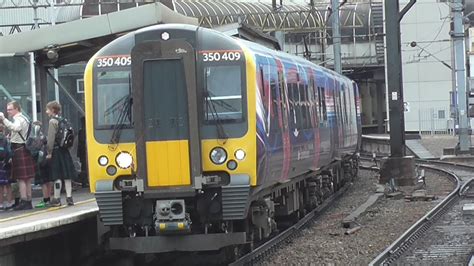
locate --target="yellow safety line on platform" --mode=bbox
[0,198,96,223]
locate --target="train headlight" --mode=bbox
[210,147,227,165]
[116,152,133,169]
[98,156,108,166]
[235,149,246,160]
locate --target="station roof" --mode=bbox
[215,22,281,50]
[173,1,326,32]
[0,2,198,66]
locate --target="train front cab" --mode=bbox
[91,26,257,254]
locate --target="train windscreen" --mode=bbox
[204,65,243,123]
[95,70,132,128]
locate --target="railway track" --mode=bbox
[369,159,474,265]
[150,158,471,266]
[229,180,351,266]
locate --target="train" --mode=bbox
[83,23,361,260]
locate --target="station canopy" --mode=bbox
[0,2,197,66]
[173,0,326,32]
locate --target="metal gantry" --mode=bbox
[174,1,327,32]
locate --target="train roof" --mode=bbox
[236,37,353,84]
[91,24,355,86]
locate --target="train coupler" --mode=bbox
[154,199,192,233]
[155,220,191,233]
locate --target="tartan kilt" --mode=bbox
[35,159,52,185]
[50,147,77,181]
[12,146,36,180]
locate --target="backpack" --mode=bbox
[25,124,47,158]
[53,117,74,149]
[18,115,45,156]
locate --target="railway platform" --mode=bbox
[363,134,474,159]
[0,188,97,245]
[0,188,100,265]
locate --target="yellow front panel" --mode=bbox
[200,45,258,186]
[146,140,191,187]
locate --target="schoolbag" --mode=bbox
[25,124,47,157]
[18,115,45,156]
[54,117,74,149]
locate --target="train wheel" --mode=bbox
[351,157,359,180]
[297,189,306,219]
[306,180,318,210]
[244,217,258,252]
[223,245,245,263]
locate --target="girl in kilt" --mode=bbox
[0,125,14,210]
[46,101,76,207]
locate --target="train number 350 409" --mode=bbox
[96,56,132,68]
[201,51,241,62]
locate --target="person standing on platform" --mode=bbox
[46,101,76,207]
[31,121,52,208]
[0,125,14,210]
[0,101,36,210]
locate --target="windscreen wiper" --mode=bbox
[203,71,228,143]
[109,74,133,149]
[109,95,132,148]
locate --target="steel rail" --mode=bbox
[369,163,465,266]
[230,183,351,266]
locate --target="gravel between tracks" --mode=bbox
[265,169,455,265]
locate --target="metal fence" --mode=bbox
[417,108,455,135]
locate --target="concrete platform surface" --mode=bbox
[0,189,97,241]
[365,134,474,158]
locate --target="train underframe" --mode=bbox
[99,154,359,259]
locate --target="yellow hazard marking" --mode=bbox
[0,198,96,223]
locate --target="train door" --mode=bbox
[277,64,291,181]
[131,40,202,188]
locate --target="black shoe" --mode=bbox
[13,200,32,211]
[25,200,32,210]
[66,197,74,206]
[50,198,61,207]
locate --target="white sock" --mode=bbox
[65,179,72,198]
[54,180,62,199]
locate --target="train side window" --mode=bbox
[270,72,279,133]
[321,87,327,122]
[343,84,350,125]
[288,82,297,129]
[317,86,321,121]
[259,65,271,134]
[340,85,345,125]
[308,77,316,127]
[259,66,265,98]
[301,81,310,129]
[295,83,302,129]
[306,82,312,129]
[339,85,346,125]
[278,71,289,129]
